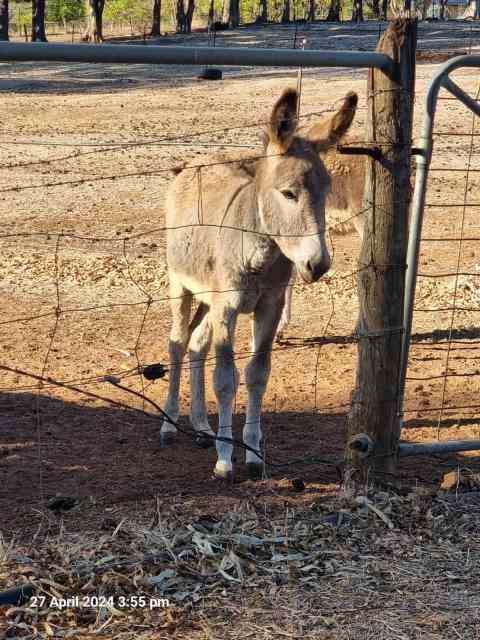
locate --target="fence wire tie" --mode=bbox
[355,325,405,339]
[367,87,413,98]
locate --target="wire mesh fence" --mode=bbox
[0,66,391,530]
[1,29,480,539]
[401,69,480,446]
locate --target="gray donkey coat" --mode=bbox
[161,89,358,480]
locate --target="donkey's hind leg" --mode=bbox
[189,304,215,448]
[161,273,192,446]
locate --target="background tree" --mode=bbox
[326,0,341,20]
[221,0,228,22]
[83,0,105,42]
[366,0,381,18]
[258,0,268,22]
[151,0,161,34]
[439,0,448,18]
[307,0,315,21]
[223,0,239,26]
[281,0,290,22]
[47,0,85,23]
[176,0,195,32]
[0,0,8,40]
[32,0,47,41]
[382,0,388,18]
[351,0,363,19]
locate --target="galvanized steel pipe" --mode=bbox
[0,41,395,73]
[399,439,480,457]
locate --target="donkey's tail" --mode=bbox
[187,302,209,342]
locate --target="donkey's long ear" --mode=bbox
[307,92,358,150]
[268,89,298,153]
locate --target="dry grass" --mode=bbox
[1,487,480,639]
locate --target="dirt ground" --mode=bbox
[1,20,480,639]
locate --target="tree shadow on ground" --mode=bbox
[0,389,344,537]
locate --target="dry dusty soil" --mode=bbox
[1,20,480,640]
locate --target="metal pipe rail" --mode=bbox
[349,433,480,458]
[399,440,480,457]
[0,41,395,73]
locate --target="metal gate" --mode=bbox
[398,55,480,458]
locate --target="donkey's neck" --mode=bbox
[236,179,281,275]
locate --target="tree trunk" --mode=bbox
[83,0,105,42]
[176,0,185,32]
[352,0,364,20]
[151,0,161,35]
[222,0,229,23]
[185,0,195,32]
[32,0,47,42]
[439,0,448,18]
[346,19,417,483]
[228,0,240,27]
[381,0,388,18]
[281,0,290,22]
[326,0,341,21]
[307,0,315,21]
[370,0,381,18]
[404,0,411,13]
[0,0,8,41]
[176,0,195,33]
[258,0,268,22]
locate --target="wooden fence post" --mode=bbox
[346,19,417,483]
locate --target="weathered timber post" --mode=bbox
[346,19,417,482]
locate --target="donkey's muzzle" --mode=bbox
[298,255,330,283]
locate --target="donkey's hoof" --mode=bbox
[213,464,234,483]
[195,432,214,449]
[160,432,176,447]
[246,462,264,480]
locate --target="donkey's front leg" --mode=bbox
[211,305,239,481]
[244,294,284,480]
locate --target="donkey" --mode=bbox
[276,147,366,339]
[160,88,358,481]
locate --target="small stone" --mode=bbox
[291,478,305,492]
[48,496,77,513]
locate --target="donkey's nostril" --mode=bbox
[298,255,330,284]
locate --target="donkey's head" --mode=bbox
[256,89,358,283]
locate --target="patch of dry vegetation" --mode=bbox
[1,488,480,638]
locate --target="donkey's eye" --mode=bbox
[281,189,297,201]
